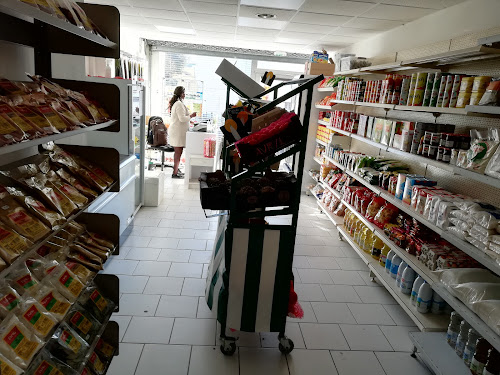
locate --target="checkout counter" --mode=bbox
[184,130,217,187]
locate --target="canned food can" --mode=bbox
[429,73,442,107]
[415,72,428,90]
[449,75,462,108]
[442,75,454,107]
[399,78,411,105]
[436,75,448,107]
[422,73,435,107]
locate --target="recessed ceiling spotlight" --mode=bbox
[257,13,276,19]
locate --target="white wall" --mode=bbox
[341,0,500,58]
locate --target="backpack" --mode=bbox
[147,116,167,146]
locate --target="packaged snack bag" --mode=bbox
[24,349,78,375]
[46,170,88,208]
[5,263,41,297]
[0,283,21,318]
[56,168,98,199]
[34,283,71,321]
[0,104,45,139]
[374,203,399,229]
[74,239,111,261]
[0,114,25,146]
[365,196,385,222]
[46,324,89,368]
[465,128,500,173]
[65,303,102,343]
[0,196,50,242]
[64,260,94,284]
[95,338,115,360]
[0,352,23,375]
[46,264,84,302]
[80,285,115,322]
[87,351,106,375]
[16,105,57,134]
[51,100,83,129]
[13,297,58,339]
[0,222,32,264]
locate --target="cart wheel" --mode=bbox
[220,342,236,356]
[278,338,294,354]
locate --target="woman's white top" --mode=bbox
[169,100,190,147]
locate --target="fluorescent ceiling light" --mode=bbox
[155,25,196,34]
[237,16,286,29]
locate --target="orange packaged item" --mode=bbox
[46,170,88,208]
[374,203,399,229]
[51,100,83,128]
[17,105,57,134]
[0,223,32,264]
[0,196,50,242]
[35,104,73,132]
[56,168,98,199]
[365,196,385,222]
[0,104,44,139]
[0,114,25,146]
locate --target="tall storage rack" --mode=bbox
[0,0,122,372]
[206,74,323,355]
[311,38,500,373]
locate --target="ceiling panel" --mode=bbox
[300,0,376,16]
[379,0,445,9]
[238,6,296,21]
[196,31,235,39]
[237,27,278,36]
[121,15,150,24]
[240,0,304,10]
[276,36,320,44]
[292,12,352,26]
[278,31,322,41]
[184,0,237,3]
[330,26,380,38]
[182,1,237,16]
[187,13,237,25]
[342,16,403,29]
[319,34,361,44]
[121,23,158,31]
[146,18,192,28]
[193,23,236,33]
[128,0,183,11]
[235,34,275,42]
[283,22,334,34]
[114,5,137,15]
[137,8,188,21]
[362,4,435,21]
[237,17,287,29]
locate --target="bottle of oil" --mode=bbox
[379,244,390,266]
[471,338,493,375]
[371,236,383,260]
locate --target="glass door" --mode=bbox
[131,85,145,210]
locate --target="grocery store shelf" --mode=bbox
[452,166,500,190]
[316,201,344,227]
[332,99,356,105]
[316,139,328,147]
[394,105,468,115]
[0,120,118,156]
[466,105,500,116]
[334,68,361,76]
[328,126,351,137]
[357,101,395,109]
[318,87,335,92]
[313,157,323,165]
[321,180,342,200]
[342,199,376,231]
[318,120,331,126]
[385,146,456,173]
[400,45,500,67]
[350,133,391,149]
[409,332,471,375]
[308,170,319,182]
[315,104,333,110]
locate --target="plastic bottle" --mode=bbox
[463,328,481,366]
[354,222,364,244]
[400,266,416,294]
[360,228,371,252]
[446,311,462,347]
[390,255,402,279]
[431,292,447,314]
[455,320,471,357]
[379,244,390,266]
[471,338,493,375]
[416,282,432,313]
[483,348,500,375]
[385,250,394,274]
[411,276,425,305]
[396,261,407,288]
[370,235,383,259]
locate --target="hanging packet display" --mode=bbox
[87,351,106,375]
[24,349,79,375]
[5,263,41,297]
[17,105,58,134]
[0,104,45,139]
[0,352,23,375]
[65,303,102,343]
[56,168,98,199]
[0,222,32,264]
[34,283,71,321]
[46,324,89,369]
[80,285,114,323]
[0,196,50,242]
[0,114,25,146]
[0,283,21,318]
[46,171,88,208]
[13,297,58,339]
[46,264,84,302]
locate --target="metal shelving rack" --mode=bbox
[0,1,122,372]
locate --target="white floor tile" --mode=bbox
[239,347,289,375]
[181,278,206,296]
[197,297,215,319]
[294,283,326,302]
[106,343,144,375]
[331,350,386,375]
[110,315,131,341]
[183,221,210,230]
[321,285,362,303]
[293,256,311,269]
[311,302,357,324]
[166,228,196,239]
[315,246,347,258]
[158,219,184,228]
[347,303,396,325]
[288,349,338,375]
[300,323,349,350]
[188,346,239,375]
[297,269,333,284]
[294,245,319,256]
[147,211,177,219]
[125,247,161,261]
[122,236,151,247]
[169,262,203,278]
[288,301,317,323]
[379,325,418,352]
[307,256,340,270]
[112,246,132,260]
[117,275,149,294]
[139,227,172,238]
[189,251,212,264]
[149,237,180,248]
[143,277,184,295]
[337,258,369,271]
[158,249,191,262]
[156,295,199,318]
[170,318,216,345]
[131,218,161,227]
[133,261,171,276]
[135,344,191,375]
[358,270,383,285]
[328,270,367,285]
[116,294,160,317]
[123,317,174,344]
[102,260,138,275]
[340,324,393,351]
[384,304,416,326]
[296,235,325,246]
[194,230,216,240]
[341,245,365,258]
[178,239,207,250]
[260,322,305,349]
[219,327,261,347]
[376,351,430,375]
[354,286,397,304]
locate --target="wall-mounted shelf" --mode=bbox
[316,139,328,147]
[313,157,323,165]
[317,87,335,92]
[315,104,333,109]
[318,120,331,126]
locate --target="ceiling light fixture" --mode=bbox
[257,13,276,19]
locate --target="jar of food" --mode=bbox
[428,145,438,159]
[437,146,445,161]
[442,147,452,163]
[430,132,442,146]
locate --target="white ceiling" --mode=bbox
[90,0,468,54]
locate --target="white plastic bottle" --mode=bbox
[390,255,402,279]
[431,291,446,314]
[385,250,394,274]
[396,261,408,288]
[416,282,433,313]
[411,276,424,305]
[400,266,416,295]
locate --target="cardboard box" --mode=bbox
[305,62,335,76]
[251,107,287,133]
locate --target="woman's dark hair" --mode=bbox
[169,86,185,112]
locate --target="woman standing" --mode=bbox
[168,86,196,178]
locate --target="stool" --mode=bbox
[148,145,174,171]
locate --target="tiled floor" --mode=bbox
[104,176,429,375]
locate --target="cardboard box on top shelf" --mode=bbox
[305,61,335,76]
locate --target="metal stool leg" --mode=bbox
[161,151,165,171]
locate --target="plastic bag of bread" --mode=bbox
[0,103,45,139]
[68,245,103,271]
[64,99,92,125]
[87,351,106,375]
[80,285,115,323]
[46,263,84,302]
[65,221,85,237]
[72,154,113,187]
[0,352,23,375]
[0,314,43,369]
[56,168,98,199]
[46,170,88,208]
[95,338,115,361]
[437,268,500,288]
[13,297,58,339]
[0,195,50,242]
[0,113,25,146]
[5,263,41,297]
[0,222,32,264]
[35,241,67,259]
[24,349,78,375]
[33,282,71,321]
[64,260,95,284]
[46,323,89,369]
[0,283,21,318]
[65,303,102,343]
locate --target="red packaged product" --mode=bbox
[365,196,385,222]
[35,104,74,132]
[374,203,399,229]
[0,104,45,139]
[0,114,25,146]
[17,105,57,134]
